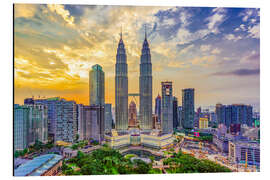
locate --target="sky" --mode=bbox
[14,4,260,111]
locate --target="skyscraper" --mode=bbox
[216,104,253,128]
[89,64,105,106]
[161,81,173,134]
[54,99,77,143]
[172,96,178,130]
[26,104,48,145]
[139,28,152,131]
[182,88,195,129]
[155,94,161,124]
[115,31,128,131]
[177,106,182,128]
[128,101,137,128]
[105,104,113,133]
[14,104,29,151]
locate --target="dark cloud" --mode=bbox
[211,68,260,76]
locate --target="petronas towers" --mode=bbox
[139,32,152,131]
[115,29,152,132]
[115,32,128,131]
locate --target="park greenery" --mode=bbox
[71,140,89,150]
[14,141,54,158]
[62,146,162,175]
[163,151,231,173]
[62,145,231,175]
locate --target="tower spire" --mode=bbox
[144,24,147,40]
[120,25,123,39]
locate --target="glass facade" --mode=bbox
[161,81,173,134]
[139,35,152,131]
[89,64,105,106]
[216,104,253,127]
[182,88,195,129]
[115,34,128,131]
[14,105,29,151]
[172,96,178,129]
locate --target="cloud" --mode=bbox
[200,44,211,52]
[240,8,260,23]
[234,24,246,32]
[206,8,227,34]
[224,34,242,42]
[191,55,216,67]
[179,44,194,54]
[14,4,37,18]
[167,61,189,68]
[247,24,260,39]
[211,48,221,54]
[47,4,75,25]
[211,68,259,76]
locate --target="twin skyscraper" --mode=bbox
[115,29,152,132]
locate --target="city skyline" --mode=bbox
[14,5,260,111]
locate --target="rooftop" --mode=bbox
[14,154,63,176]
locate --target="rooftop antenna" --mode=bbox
[144,24,147,39]
[120,24,122,39]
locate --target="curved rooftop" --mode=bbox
[14,154,63,176]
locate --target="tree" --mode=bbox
[75,134,79,142]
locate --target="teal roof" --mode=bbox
[14,154,63,176]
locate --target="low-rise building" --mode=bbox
[14,154,63,176]
[199,117,208,129]
[228,141,260,167]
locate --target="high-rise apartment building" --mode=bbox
[54,99,77,143]
[182,88,195,129]
[161,81,173,134]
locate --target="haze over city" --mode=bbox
[14,4,260,111]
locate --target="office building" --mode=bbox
[177,106,182,128]
[182,88,195,129]
[26,104,48,145]
[79,105,104,141]
[14,105,29,151]
[139,29,152,131]
[199,116,208,129]
[172,96,178,129]
[128,101,137,128]
[155,94,161,123]
[216,104,253,127]
[89,64,105,106]
[115,31,128,131]
[105,104,113,133]
[161,81,173,134]
[228,141,260,167]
